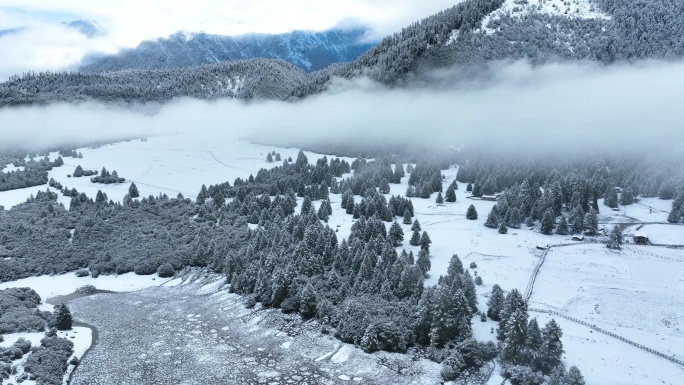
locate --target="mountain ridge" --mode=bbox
[1,0,683,107]
[79,28,376,73]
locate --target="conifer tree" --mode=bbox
[410,229,421,246]
[538,319,564,374]
[416,249,431,277]
[466,204,478,220]
[360,324,379,353]
[498,223,508,234]
[300,283,317,319]
[128,182,140,198]
[266,153,273,163]
[525,318,543,365]
[379,178,391,194]
[541,209,555,235]
[54,303,73,330]
[420,231,432,250]
[402,208,412,224]
[301,196,313,215]
[570,206,584,234]
[389,221,404,245]
[565,366,586,385]
[556,215,569,235]
[484,206,499,228]
[445,184,456,202]
[583,208,599,235]
[509,207,522,228]
[604,187,618,208]
[466,183,473,192]
[436,192,444,204]
[486,284,505,321]
[501,307,528,365]
[607,225,623,249]
[411,219,421,232]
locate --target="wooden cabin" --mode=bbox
[633,232,649,245]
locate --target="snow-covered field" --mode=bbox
[530,244,684,384]
[0,272,170,311]
[0,133,355,209]
[2,133,684,385]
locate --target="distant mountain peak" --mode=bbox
[62,19,105,38]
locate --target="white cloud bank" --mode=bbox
[0,60,681,154]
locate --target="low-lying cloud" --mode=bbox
[1,60,682,155]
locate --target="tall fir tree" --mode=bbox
[445,184,457,202]
[583,208,599,235]
[556,215,569,235]
[486,284,505,321]
[54,303,73,330]
[484,206,499,229]
[128,182,140,198]
[538,319,564,374]
[541,209,555,235]
[403,208,412,224]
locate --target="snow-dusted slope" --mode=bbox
[480,0,610,33]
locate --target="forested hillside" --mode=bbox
[1,0,684,105]
[0,59,307,107]
[80,28,375,73]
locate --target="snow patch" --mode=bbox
[479,0,610,34]
[330,345,353,364]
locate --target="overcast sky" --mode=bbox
[0,0,462,80]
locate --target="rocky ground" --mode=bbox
[68,275,442,385]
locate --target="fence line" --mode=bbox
[529,307,684,368]
[523,243,684,368]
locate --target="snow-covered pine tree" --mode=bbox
[54,303,73,330]
[411,219,421,232]
[416,249,431,277]
[402,208,412,224]
[541,209,555,235]
[538,319,564,374]
[486,284,505,321]
[484,206,499,228]
[498,222,508,234]
[445,184,456,202]
[606,225,623,249]
[128,182,140,198]
[583,207,599,235]
[556,215,569,235]
[299,283,317,319]
[410,229,421,246]
[466,204,478,220]
[565,366,586,385]
[389,221,404,246]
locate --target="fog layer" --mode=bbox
[1,60,682,153]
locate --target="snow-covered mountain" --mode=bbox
[3,0,684,106]
[80,28,375,73]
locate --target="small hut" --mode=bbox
[633,232,649,245]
